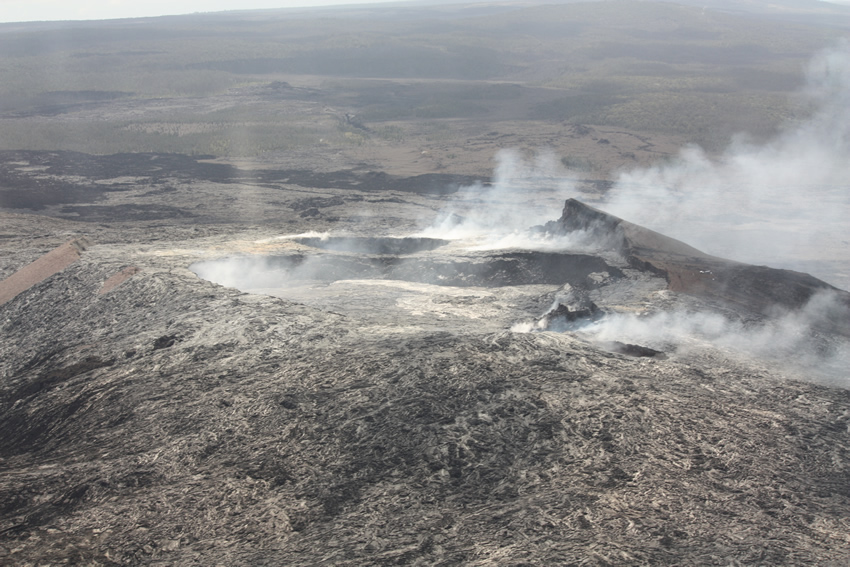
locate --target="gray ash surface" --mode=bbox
[1,151,849,566]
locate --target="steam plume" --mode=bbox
[604,42,850,289]
[578,290,850,387]
[417,149,585,250]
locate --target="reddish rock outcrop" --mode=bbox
[0,238,89,306]
[97,266,141,295]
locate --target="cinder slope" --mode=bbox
[0,226,848,565]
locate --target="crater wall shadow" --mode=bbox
[191,250,623,290]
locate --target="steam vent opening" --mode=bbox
[189,233,624,326]
[190,249,621,289]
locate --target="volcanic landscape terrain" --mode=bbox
[2,1,850,565]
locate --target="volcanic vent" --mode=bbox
[190,230,626,329]
[190,199,850,378]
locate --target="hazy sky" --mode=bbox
[0,0,403,23]
[3,0,850,23]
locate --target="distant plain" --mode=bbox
[1,0,847,178]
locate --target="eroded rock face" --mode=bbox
[604,341,667,359]
[546,198,850,335]
[539,300,603,331]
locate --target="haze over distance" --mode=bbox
[0,0,402,23]
[1,0,847,288]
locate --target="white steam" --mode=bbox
[254,231,332,244]
[417,149,586,250]
[191,255,303,290]
[604,42,850,288]
[512,290,850,387]
[418,44,850,287]
[190,250,364,292]
[580,290,849,387]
